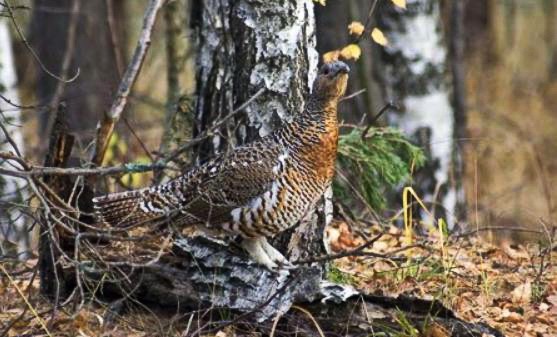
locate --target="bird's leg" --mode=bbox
[241,237,278,270]
[258,237,294,269]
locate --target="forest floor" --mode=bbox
[0,221,555,337]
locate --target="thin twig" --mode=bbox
[291,305,326,337]
[105,0,125,77]
[1,89,266,179]
[0,162,167,179]
[355,0,381,44]
[452,226,547,239]
[0,93,39,109]
[361,101,398,140]
[0,264,53,337]
[123,117,155,161]
[340,88,366,102]
[0,112,23,157]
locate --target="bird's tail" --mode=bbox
[93,186,172,228]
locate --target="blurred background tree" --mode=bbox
[0,15,29,257]
[30,0,126,148]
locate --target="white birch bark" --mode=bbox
[192,0,328,260]
[0,18,30,257]
[193,0,318,156]
[379,0,463,228]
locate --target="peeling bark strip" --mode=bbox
[91,0,163,167]
[192,0,318,159]
[378,0,463,228]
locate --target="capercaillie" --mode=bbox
[93,61,350,270]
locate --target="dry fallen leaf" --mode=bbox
[424,322,450,337]
[536,313,555,325]
[373,260,392,273]
[498,308,523,323]
[539,302,550,312]
[511,281,532,304]
[546,295,557,307]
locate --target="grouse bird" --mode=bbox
[93,61,350,270]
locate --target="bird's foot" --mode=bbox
[259,237,295,270]
[241,237,294,272]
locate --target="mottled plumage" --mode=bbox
[93,61,350,269]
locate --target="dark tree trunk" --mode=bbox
[38,105,75,298]
[449,0,468,226]
[31,0,126,146]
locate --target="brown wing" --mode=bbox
[173,140,286,226]
[94,140,287,229]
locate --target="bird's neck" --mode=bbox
[303,95,339,128]
[273,94,340,148]
[291,95,339,182]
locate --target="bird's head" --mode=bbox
[311,61,350,101]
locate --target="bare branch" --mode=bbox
[0,112,23,157]
[91,0,164,166]
[0,162,167,179]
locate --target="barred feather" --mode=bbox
[93,188,169,228]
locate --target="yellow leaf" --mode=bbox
[347,21,365,36]
[391,0,406,9]
[340,44,361,61]
[371,28,388,46]
[322,50,340,63]
[313,0,326,6]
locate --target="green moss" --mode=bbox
[327,265,357,285]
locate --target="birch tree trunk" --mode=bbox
[377,0,464,228]
[190,0,327,262]
[0,18,30,258]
